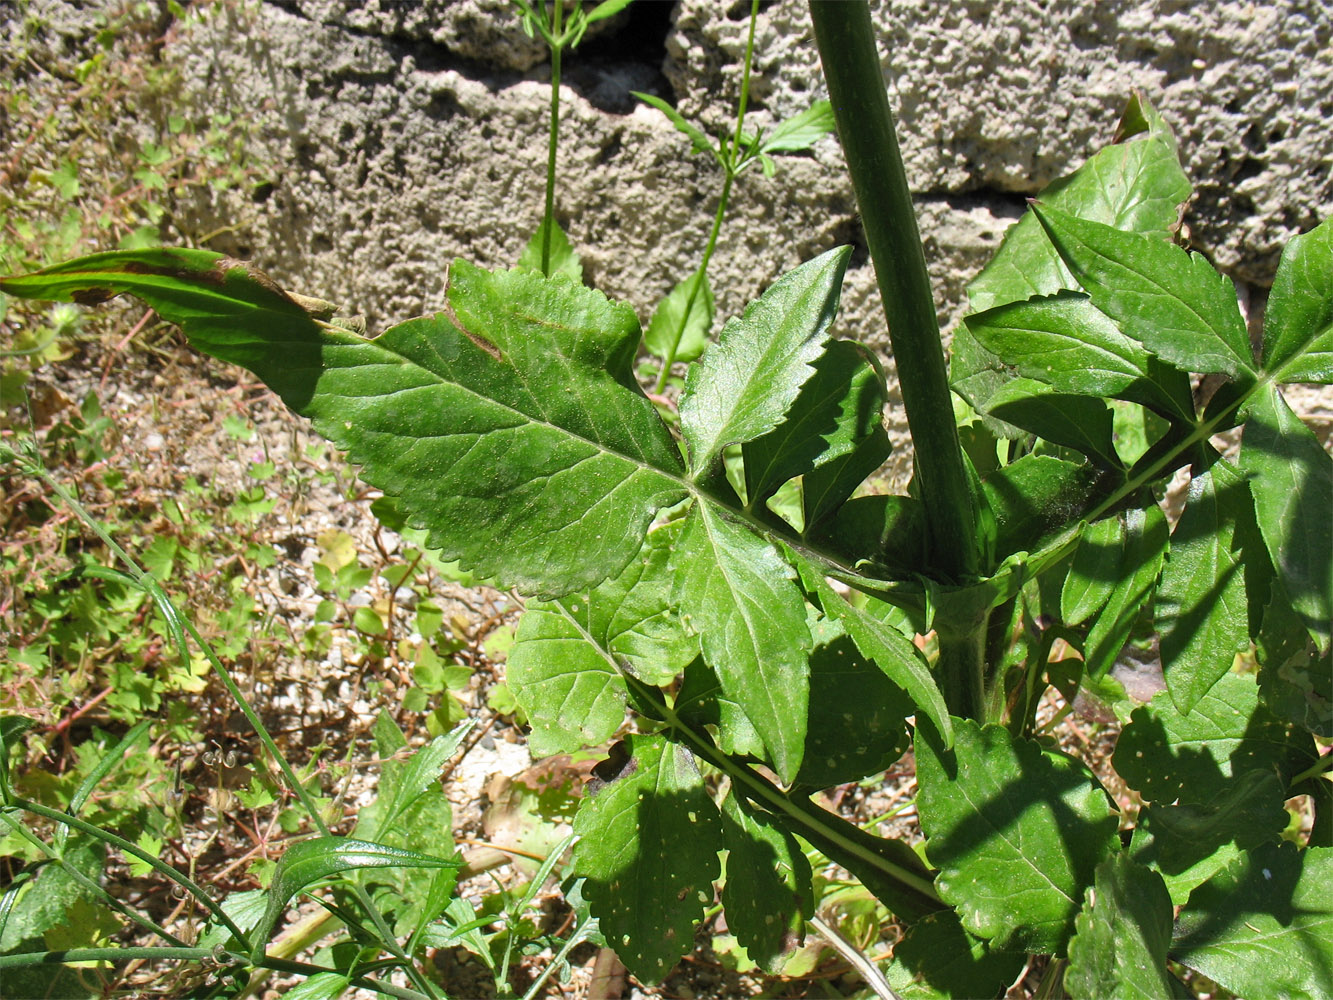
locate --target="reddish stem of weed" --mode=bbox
[49,685,113,737]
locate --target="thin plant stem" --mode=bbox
[541,0,564,276]
[809,913,902,1000]
[653,0,760,394]
[0,813,191,947]
[12,797,251,946]
[0,947,214,969]
[520,914,599,1000]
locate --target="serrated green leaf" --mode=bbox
[761,99,835,153]
[743,339,888,512]
[1,250,688,599]
[518,215,583,283]
[956,99,1191,430]
[644,268,713,363]
[1173,842,1333,1000]
[1065,855,1189,1000]
[1263,216,1333,383]
[0,837,105,952]
[571,733,722,982]
[1129,769,1288,905]
[510,524,698,755]
[720,793,812,974]
[886,908,1026,1000]
[1032,204,1254,378]
[963,291,1192,421]
[915,719,1119,953]
[632,91,717,160]
[1156,461,1252,711]
[807,494,925,576]
[1258,592,1333,737]
[357,722,469,843]
[680,247,851,476]
[980,453,1105,561]
[254,836,460,955]
[1083,503,1168,678]
[793,618,911,789]
[671,504,810,782]
[1113,672,1318,807]
[985,380,1120,468]
[1241,383,1333,652]
[1062,516,1124,625]
[967,97,1191,314]
[674,655,764,759]
[794,558,951,748]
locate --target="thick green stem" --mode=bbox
[810,2,977,584]
[541,2,564,277]
[935,627,986,724]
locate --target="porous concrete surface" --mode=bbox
[5,0,1332,430]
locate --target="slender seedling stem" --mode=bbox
[541,0,564,276]
[653,0,759,393]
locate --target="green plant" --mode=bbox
[4,2,1331,998]
[0,443,595,999]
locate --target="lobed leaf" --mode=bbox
[1129,769,1289,905]
[1262,216,1333,383]
[1172,842,1333,1000]
[680,247,850,477]
[1155,460,1252,712]
[1065,855,1190,1000]
[510,523,698,755]
[742,338,889,514]
[1241,383,1333,652]
[644,268,713,363]
[671,504,811,782]
[2,250,689,599]
[963,290,1193,421]
[967,97,1191,314]
[719,793,813,974]
[955,94,1191,431]
[1032,204,1254,379]
[1112,672,1318,807]
[356,719,468,844]
[915,718,1119,954]
[571,733,722,982]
